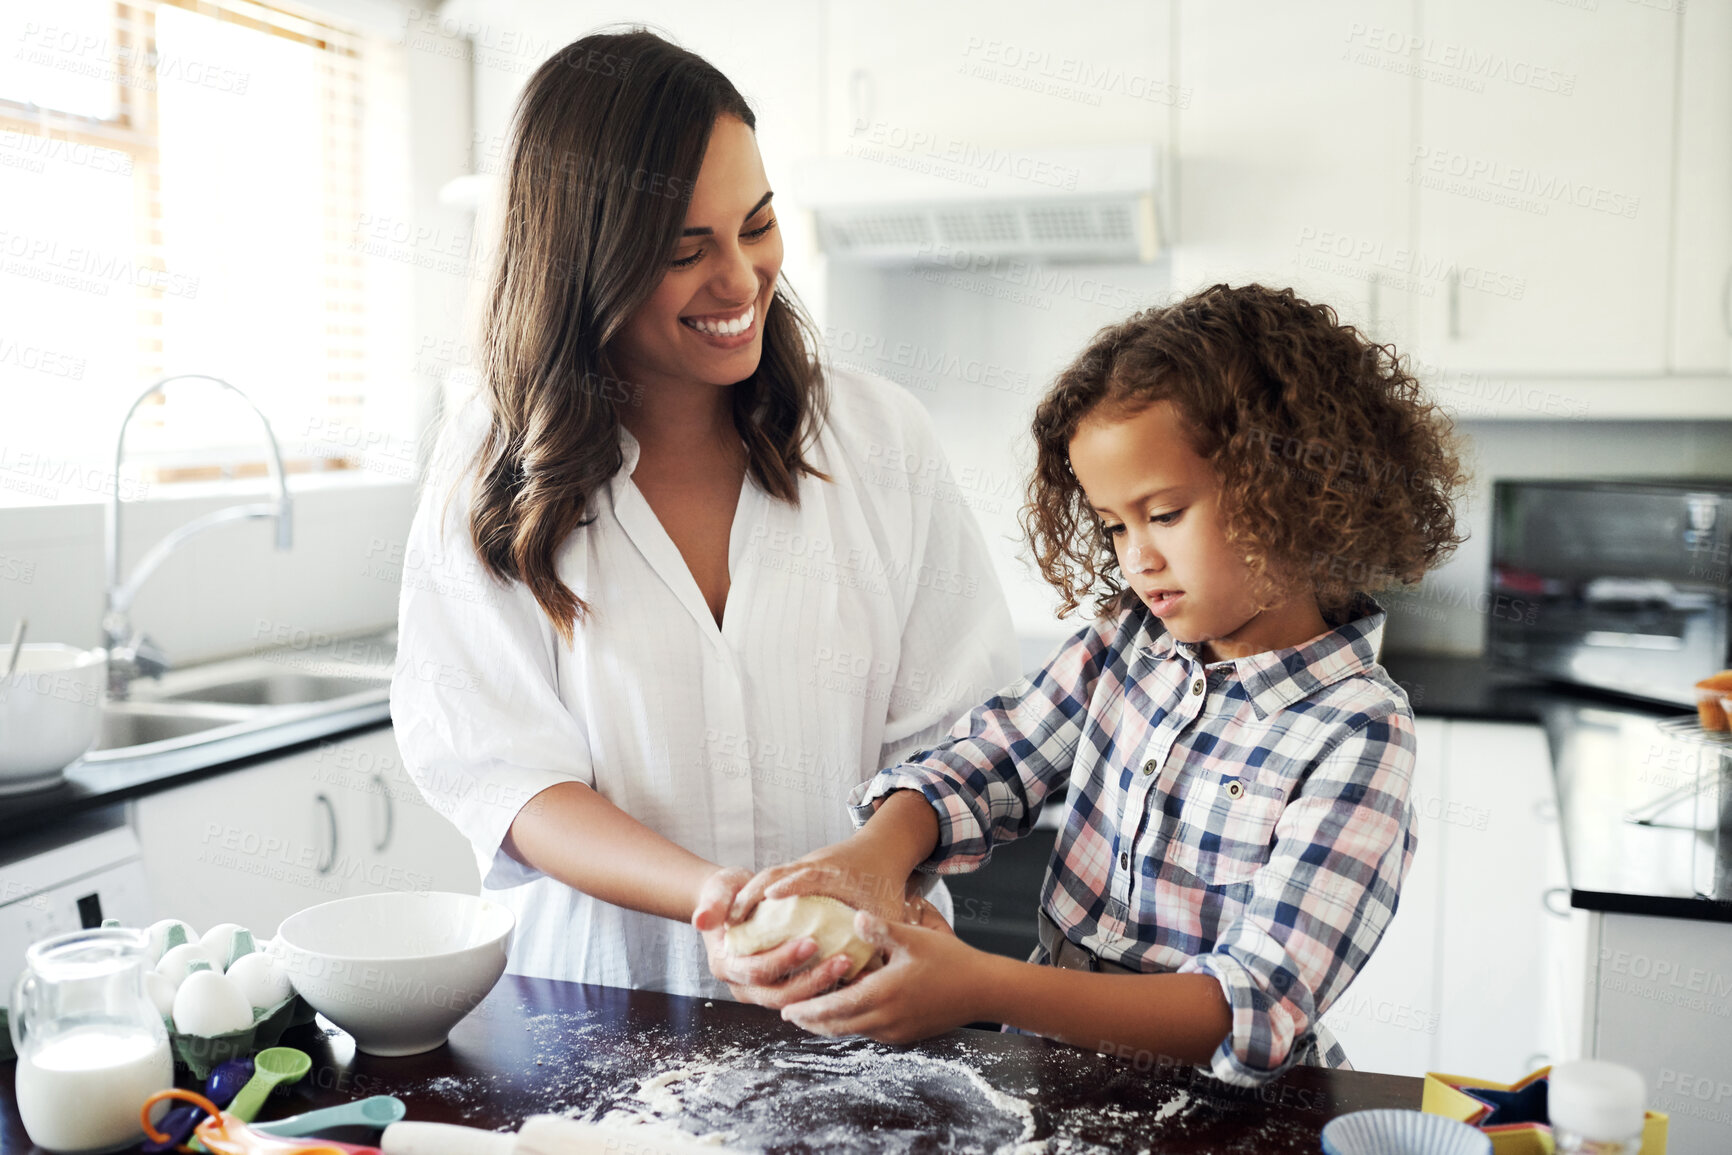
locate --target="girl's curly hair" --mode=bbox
[1021,283,1468,622]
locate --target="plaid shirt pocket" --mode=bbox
[1166,767,1291,885]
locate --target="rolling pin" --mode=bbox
[380,1116,744,1155]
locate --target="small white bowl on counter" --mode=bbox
[273,891,513,1057]
[0,644,105,794]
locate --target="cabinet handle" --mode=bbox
[314,793,337,875]
[1542,886,1572,919]
[1447,269,1461,339]
[848,68,874,132]
[1722,265,1732,337]
[371,772,393,853]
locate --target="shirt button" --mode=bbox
[1142,758,1157,776]
[1119,851,1130,869]
[1225,780,1245,800]
[1191,677,1205,696]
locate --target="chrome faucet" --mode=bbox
[104,375,294,698]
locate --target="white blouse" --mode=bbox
[389,366,1021,998]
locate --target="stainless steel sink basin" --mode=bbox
[159,672,386,707]
[77,632,396,768]
[91,708,244,752]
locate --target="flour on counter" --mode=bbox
[594,1038,1037,1154]
[413,1001,1221,1152]
[1150,1090,1190,1123]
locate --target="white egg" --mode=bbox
[144,919,197,964]
[156,941,220,984]
[143,970,178,1019]
[224,950,292,1011]
[199,923,248,969]
[172,969,254,1037]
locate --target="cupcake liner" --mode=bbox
[1321,1108,1492,1155]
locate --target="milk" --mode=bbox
[14,1025,172,1153]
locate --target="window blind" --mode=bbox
[0,0,414,504]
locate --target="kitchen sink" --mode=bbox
[159,672,386,707]
[75,632,396,768]
[90,707,247,752]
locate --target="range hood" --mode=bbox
[793,143,1162,265]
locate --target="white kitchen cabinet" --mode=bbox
[1173,0,1417,345]
[133,752,345,935]
[131,724,478,936]
[1407,0,1677,375]
[1322,716,1448,1074]
[1433,721,1564,1081]
[1324,718,1570,1082]
[1539,803,1591,1071]
[1669,0,1732,374]
[1588,910,1732,1155]
[822,0,1176,156]
[297,724,480,904]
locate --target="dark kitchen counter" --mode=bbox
[0,975,1424,1154]
[1382,653,1732,924]
[1378,652,1556,723]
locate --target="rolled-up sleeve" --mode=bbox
[389,411,595,891]
[847,622,1114,873]
[1178,710,1417,1085]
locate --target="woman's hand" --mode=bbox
[779,910,988,1044]
[692,867,858,1009]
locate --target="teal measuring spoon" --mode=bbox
[252,1096,406,1137]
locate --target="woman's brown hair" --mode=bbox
[460,29,827,643]
[1022,282,1467,621]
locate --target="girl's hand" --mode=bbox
[728,841,914,928]
[903,891,956,935]
[693,867,858,1009]
[779,911,987,1045]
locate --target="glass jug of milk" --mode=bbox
[10,926,173,1153]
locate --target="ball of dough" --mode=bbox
[725,895,880,981]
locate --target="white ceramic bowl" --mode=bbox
[0,644,105,792]
[274,891,513,1056]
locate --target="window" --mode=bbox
[0,0,417,507]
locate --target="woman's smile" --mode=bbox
[680,299,759,348]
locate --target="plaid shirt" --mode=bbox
[848,593,1417,1087]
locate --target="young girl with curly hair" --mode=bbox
[721,282,1468,1086]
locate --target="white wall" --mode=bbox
[0,477,415,663]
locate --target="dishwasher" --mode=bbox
[0,805,155,993]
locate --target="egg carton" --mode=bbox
[141,919,318,1080]
[165,987,318,1081]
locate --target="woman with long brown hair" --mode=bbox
[389,28,1017,1003]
